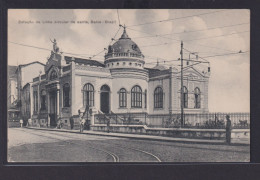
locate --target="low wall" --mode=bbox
[91,124,250,142]
[8,120,20,128]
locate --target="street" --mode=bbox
[8,128,250,162]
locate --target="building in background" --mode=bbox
[27,28,210,128]
[8,65,19,120]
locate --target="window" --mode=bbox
[194,87,201,109]
[83,83,94,107]
[41,90,46,110]
[63,83,70,107]
[119,88,127,107]
[183,86,188,108]
[33,91,38,113]
[50,70,58,80]
[131,85,142,108]
[154,87,163,108]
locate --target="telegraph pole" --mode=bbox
[180,41,184,127]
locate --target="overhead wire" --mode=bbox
[132,22,249,39]
[127,10,227,27]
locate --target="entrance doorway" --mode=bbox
[49,91,57,127]
[100,85,110,114]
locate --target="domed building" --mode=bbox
[26,28,210,129]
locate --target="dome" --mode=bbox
[107,28,143,56]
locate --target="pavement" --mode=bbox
[26,126,249,145]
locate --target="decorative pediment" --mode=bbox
[45,53,61,73]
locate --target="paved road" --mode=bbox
[8,128,250,162]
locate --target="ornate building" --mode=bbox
[27,28,210,128]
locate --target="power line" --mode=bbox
[128,10,226,27]
[139,30,249,49]
[198,51,249,59]
[8,41,105,61]
[132,22,249,39]
[185,30,249,42]
[126,26,180,42]
[109,26,122,45]
[117,9,121,26]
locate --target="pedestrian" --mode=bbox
[79,110,86,133]
[70,116,74,130]
[28,118,32,127]
[19,118,23,128]
[226,115,232,144]
[56,116,62,129]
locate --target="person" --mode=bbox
[107,118,110,133]
[19,119,23,128]
[79,110,86,133]
[56,116,62,129]
[27,118,32,127]
[70,116,74,130]
[226,115,232,144]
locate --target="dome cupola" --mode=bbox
[104,27,145,69]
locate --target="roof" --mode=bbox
[153,64,168,71]
[145,67,170,78]
[64,56,105,67]
[108,28,143,55]
[15,61,45,73]
[8,65,17,79]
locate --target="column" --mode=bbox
[57,90,60,117]
[47,92,50,126]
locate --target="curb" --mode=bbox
[25,127,249,146]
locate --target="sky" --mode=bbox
[8,9,250,112]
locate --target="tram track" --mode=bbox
[15,128,120,162]
[19,128,162,162]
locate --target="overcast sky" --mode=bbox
[8,9,250,112]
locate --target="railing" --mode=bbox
[105,52,144,59]
[94,112,250,129]
[94,112,147,125]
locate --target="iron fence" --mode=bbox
[94,112,250,129]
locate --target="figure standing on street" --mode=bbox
[79,110,85,133]
[19,119,23,128]
[226,115,232,144]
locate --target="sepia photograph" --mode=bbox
[7,9,250,163]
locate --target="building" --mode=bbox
[7,65,19,120]
[24,28,210,128]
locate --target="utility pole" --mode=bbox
[180,41,184,127]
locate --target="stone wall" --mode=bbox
[91,124,250,142]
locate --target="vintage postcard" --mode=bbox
[7,9,250,162]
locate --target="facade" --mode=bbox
[8,66,19,120]
[25,29,210,128]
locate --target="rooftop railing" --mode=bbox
[105,52,144,59]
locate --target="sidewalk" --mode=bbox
[26,127,249,145]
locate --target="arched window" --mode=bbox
[194,87,201,109]
[119,88,127,107]
[131,85,142,108]
[63,84,70,107]
[50,70,58,80]
[40,90,46,110]
[183,86,188,108]
[154,87,163,108]
[83,83,94,107]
